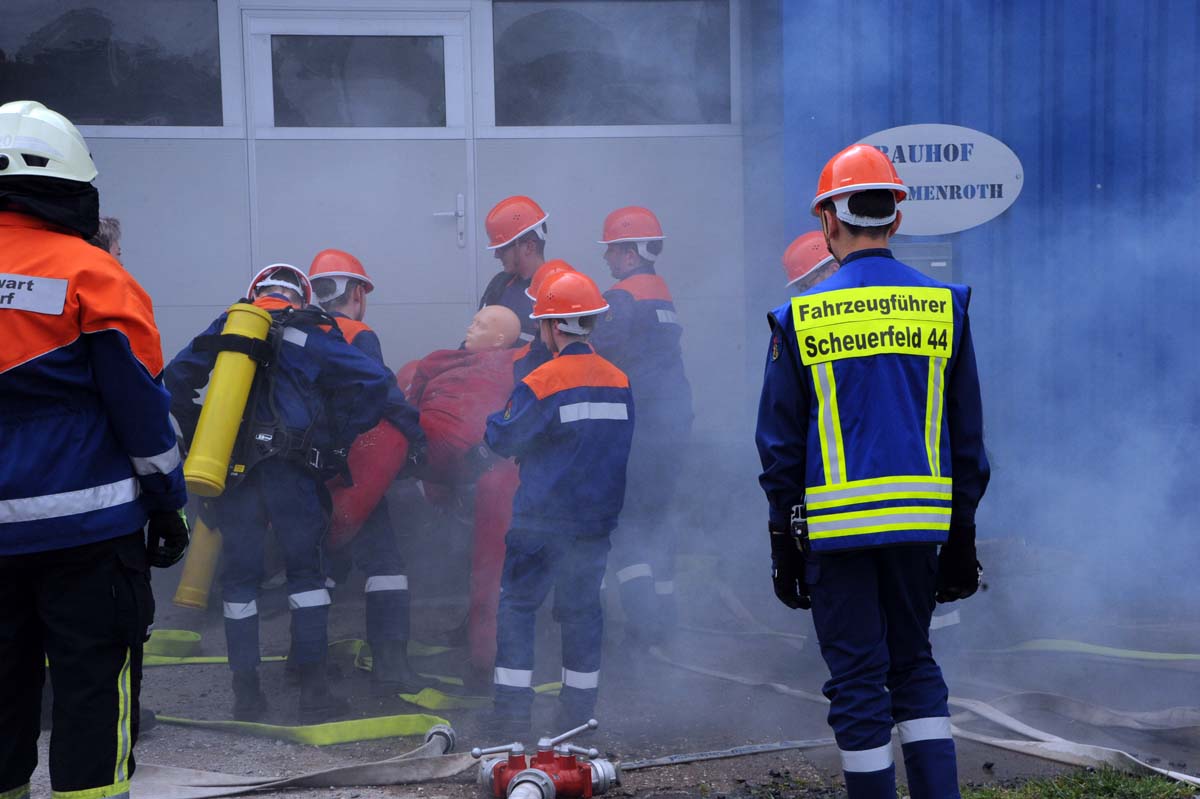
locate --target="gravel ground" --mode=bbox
[23,522,1200,798]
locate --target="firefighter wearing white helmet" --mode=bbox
[590,206,693,647]
[756,143,990,799]
[483,269,635,738]
[166,261,395,723]
[0,101,188,799]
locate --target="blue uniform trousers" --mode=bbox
[611,409,689,642]
[351,500,410,644]
[808,545,959,799]
[494,530,611,724]
[216,458,332,671]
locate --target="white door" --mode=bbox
[243,8,476,367]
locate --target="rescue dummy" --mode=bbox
[480,195,549,345]
[484,269,635,737]
[590,206,693,645]
[755,144,990,799]
[0,100,188,799]
[400,305,523,686]
[166,263,394,723]
[308,248,433,694]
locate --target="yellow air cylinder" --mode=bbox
[172,516,222,609]
[182,302,273,497]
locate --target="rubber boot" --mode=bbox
[298,661,350,724]
[370,640,438,695]
[231,670,268,722]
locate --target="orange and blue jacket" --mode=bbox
[328,312,425,448]
[485,342,634,535]
[590,270,693,432]
[0,211,186,555]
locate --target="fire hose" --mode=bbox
[131,724,471,799]
[646,645,1200,788]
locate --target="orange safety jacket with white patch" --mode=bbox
[0,211,186,554]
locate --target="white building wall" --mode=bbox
[89,138,254,361]
[72,1,749,445]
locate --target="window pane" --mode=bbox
[271,35,446,128]
[0,0,221,126]
[493,0,730,126]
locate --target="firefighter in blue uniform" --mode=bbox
[308,248,434,693]
[755,144,989,799]
[0,100,189,799]
[485,269,635,736]
[166,263,393,723]
[480,195,549,346]
[590,206,693,645]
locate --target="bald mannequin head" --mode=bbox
[464,305,522,352]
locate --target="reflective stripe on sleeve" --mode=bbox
[562,668,600,689]
[656,309,679,324]
[518,331,535,343]
[616,563,652,583]
[654,580,675,595]
[808,506,951,540]
[223,600,258,620]
[131,444,182,476]
[288,589,332,609]
[897,716,953,744]
[365,575,409,592]
[839,741,894,772]
[494,667,533,688]
[559,402,629,423]
[805,476,952,510]
[924,357,947,476]
[0,477,139,524]
[811,362,845,484]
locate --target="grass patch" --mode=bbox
[961,768,1195,799]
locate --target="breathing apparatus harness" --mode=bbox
[194,302,350,486]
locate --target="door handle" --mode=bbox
[433,192,466,248]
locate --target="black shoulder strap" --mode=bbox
[193,333,275,365]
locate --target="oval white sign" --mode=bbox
[858,124,1023,236]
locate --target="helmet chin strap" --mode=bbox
[819,209,842,266]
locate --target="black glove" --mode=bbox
[146,509,190,568]
[936,524,981,603]
[461,442,498,483]
[404,439,429,477]
[769,526,810,610]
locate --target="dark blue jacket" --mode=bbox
[166,295,392,464]
[328,311,425,448]
[486,342,634,535]
[755,249,989,552]
[590,270,693,434]
[479,271,537,344]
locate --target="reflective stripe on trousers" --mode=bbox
[365,575,408,592]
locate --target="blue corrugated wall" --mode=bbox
[772,0,1199,545]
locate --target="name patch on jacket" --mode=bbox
[0,274,67,315]
[792,286,953,365]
